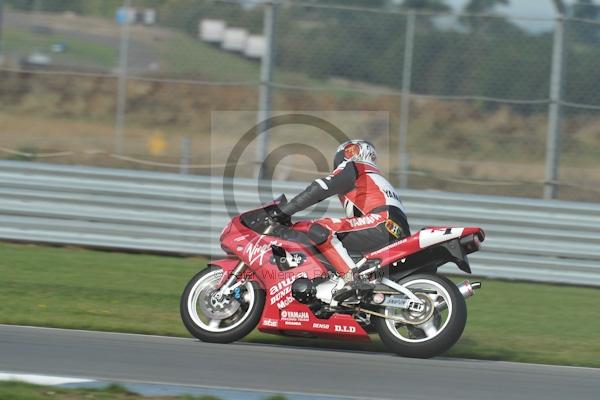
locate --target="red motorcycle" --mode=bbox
[181,195,484,358]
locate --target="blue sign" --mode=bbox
[116,7,129,25]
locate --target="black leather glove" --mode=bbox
[268,206,292,226]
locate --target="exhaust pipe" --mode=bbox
[457,280,482,299]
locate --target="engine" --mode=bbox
[291,278,317,304]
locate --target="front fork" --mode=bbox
[215,223,272,299]
[215,261,247,300]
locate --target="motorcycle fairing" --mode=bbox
[365,227,484,273]
[258,301,370,341]
[214,199,482,341]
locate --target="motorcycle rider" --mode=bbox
[272,140,410,302]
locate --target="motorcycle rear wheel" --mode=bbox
[374,273,467,358]
[180,266,265,343]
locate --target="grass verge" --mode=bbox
[0,381,287,400]
[0,242,598,367]
[4,27,118,68]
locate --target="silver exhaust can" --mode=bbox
[457,280,482,299]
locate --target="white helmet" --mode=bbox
[333,140,377,169]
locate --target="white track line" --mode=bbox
[0,372,96,386]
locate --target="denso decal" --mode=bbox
[418,228,464,249]
[281,310,309,321]
[262,318,278,327]
[244,235,281,265]
[348,214,382,228]
[312,323,330,329]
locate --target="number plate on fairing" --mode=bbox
[380,296,411,309]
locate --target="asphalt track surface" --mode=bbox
[1,325,599,400]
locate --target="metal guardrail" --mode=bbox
[1,160,599,286]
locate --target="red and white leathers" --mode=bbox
[280,160,410,281]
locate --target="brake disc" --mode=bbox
[199,289,241,320]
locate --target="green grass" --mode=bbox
[3,24,325,86]
[155,30,333,87]
[0,381,286,400]
[4,28,118,68]
[0,382,145,400]
[157,31,260,80]
[1,241,599,368]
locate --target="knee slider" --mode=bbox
[308,223,330,245]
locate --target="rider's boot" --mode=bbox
[314,235,374,304]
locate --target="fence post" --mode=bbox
[0,0,4,65]
[180,137,190,175]
[255,1,277,179]
[544,15,566,200]
[115,0,132,156]
[398,10,415,189]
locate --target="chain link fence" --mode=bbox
[0,0,599,202]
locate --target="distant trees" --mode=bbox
[401,0,451,12]
[461,0,514,35]
[464,0,509,13]
[5,0,121,15]
[573,0,600,18]
[571,0,600,45]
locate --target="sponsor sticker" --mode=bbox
[244,235,281,265]
[269,272,308,309]
[262,318,278,328]
[312,323,330,329]
[281,310,309,322]
[385,219,402,238]
[370,238,408,256]
[334,325,357,333]
[348,214,382,228]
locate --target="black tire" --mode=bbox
[375,273,467,358]
[180,266,265,344]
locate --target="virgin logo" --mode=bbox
[244,236,280,265]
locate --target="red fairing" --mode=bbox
[258,302,370,341]
[216,213,371,341]
[365,227,485,267]
[219,216,330,286]
[208,258,241,271]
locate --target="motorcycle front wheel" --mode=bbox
[375,273,467,358]
[180,266,265,343]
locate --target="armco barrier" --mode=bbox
[1,161,599,286]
